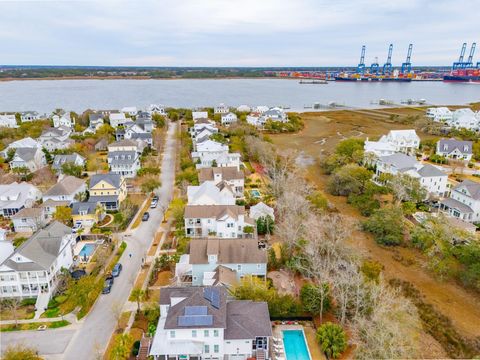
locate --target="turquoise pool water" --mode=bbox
[282,330,311,360]
[250,189,261,198]
[79,244,96,257]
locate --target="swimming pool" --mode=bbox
[250,189,261,198]
[282,330,311,360]
[79,244,96,257]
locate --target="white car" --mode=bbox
[150,199,158,208]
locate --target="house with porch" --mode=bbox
[52,113,74,129]
[177,238,267,286]
[187,182,236,206]
[367,129,420,156]
[0,221,75,300]
[107,139,143,178]
[0,182,42,218]
[184,205,254,239]
[192,111,209,121]
[52,153,85,174]
[221,113,237,126]
[451,108,480,130]
[440,180,480,223]
[109,112,129,128]
[0,114,19,128]
[83,113,105,134]
[43,176,87,205]
[148,104,167,116]
[38,127,74,152]
[11,208,48,233]
[9,147,46,172]
[88,173,127,210]
[71,201,105,227]
[149,286,272,360]
[426,107,453,122]
[214,103,230,114]
[20,111,42,122]
[436,139,473,162]
[1,137,40,158]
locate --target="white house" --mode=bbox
[440,180,480,223]
[109,112,128,128]
[193,111,209,120]
[52,153,86,174]
[376,153,448,197]
[52,113,74,129]
[1,137,40,158]
[38,127,74,152]
[262,107,288,123]
[11,208,48,233]
[149,287,272,360]
[364,138,397,157]
[236,105,251,113]
[252,105,269,115]
[121,107,138,117]
[9,147,46,172]
[42,176,87,205]
[187,182,236,206]
[451,109,480,131]
[20,111,41,122]
[436,139,473,162]
[246,115,263,128]
[0,221,75,300]
[221,113,237,127]
[177,238,268,286]
[0,182,42,218]
[198,167,244,197]
[193,151,241,170]
[83,113,105,134]
[426,107,453,122]
[0,114,19,128]
[367,129,420,156]
[107,139,143,178]
[148,104,166,116]
[249,202,275,221]
[184,205,255,239]
[214,103,229,114]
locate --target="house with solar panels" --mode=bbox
[149,286,272,360]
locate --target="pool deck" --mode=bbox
[73,240,97,256]
[272,323,323,360]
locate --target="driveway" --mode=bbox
[0,122,177,359]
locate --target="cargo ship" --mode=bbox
[334,73,412,82]
[443,69,480,83]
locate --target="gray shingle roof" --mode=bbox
[108,151,138,165]
[89,173,122,189]
[440,197,474,213]
[52,153,84,170]
[184,205,245,220]
[1,221,71,271]
[417,164,447,177]
[72,201,98,215]
[198,167,244,183]
[189,238,267,265]
[453,180,480,200]
[379,153,418,171]
[13,147,37,162]
[225,301,272,339]
[44,176,85,197]
[438,139,473,155]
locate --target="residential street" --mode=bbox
[0,122,177,359]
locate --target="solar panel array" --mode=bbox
[178,314,213,327]
[185,306,208,316]
[203,287,221,309]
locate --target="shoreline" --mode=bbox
[0,76,283,82]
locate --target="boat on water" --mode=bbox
[299,79,328,84]
[443,69,480,83]
[334,73,412,82]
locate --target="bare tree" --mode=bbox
[2,298,22,328]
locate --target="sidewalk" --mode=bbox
[0,312,78,325]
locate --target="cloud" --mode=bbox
[0,0,478,66]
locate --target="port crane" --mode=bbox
[357,45,366,74]
[453,43,467,69]
[465,42,476,68]
[401,44,413,74]
[382,44,393,75]
[370,57,380,75]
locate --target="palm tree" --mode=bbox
[130,288,145,313]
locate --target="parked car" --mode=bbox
[102,274,114,294]
[70,269,87,280]
[152,195,159,202]
[72,222,82,233]
[112,263,122,277]
[150,199,158,208]
[142,212,150,221]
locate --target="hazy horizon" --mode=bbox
[1,0,478,67]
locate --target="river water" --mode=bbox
[0,79,478,113]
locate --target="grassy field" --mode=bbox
[273,107,437,159]
[270,108,480,343]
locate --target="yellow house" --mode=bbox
[88,173,127,210]
[72,201,105,226]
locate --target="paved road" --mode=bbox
[1,122,177,359]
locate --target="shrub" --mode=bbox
[362,206,405,246]
[316,322,348,359]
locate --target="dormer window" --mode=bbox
[464,146,469,152]
[443,144,448,151]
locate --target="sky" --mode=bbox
[0,0,479,66]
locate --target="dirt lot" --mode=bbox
[271,109,480,341]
